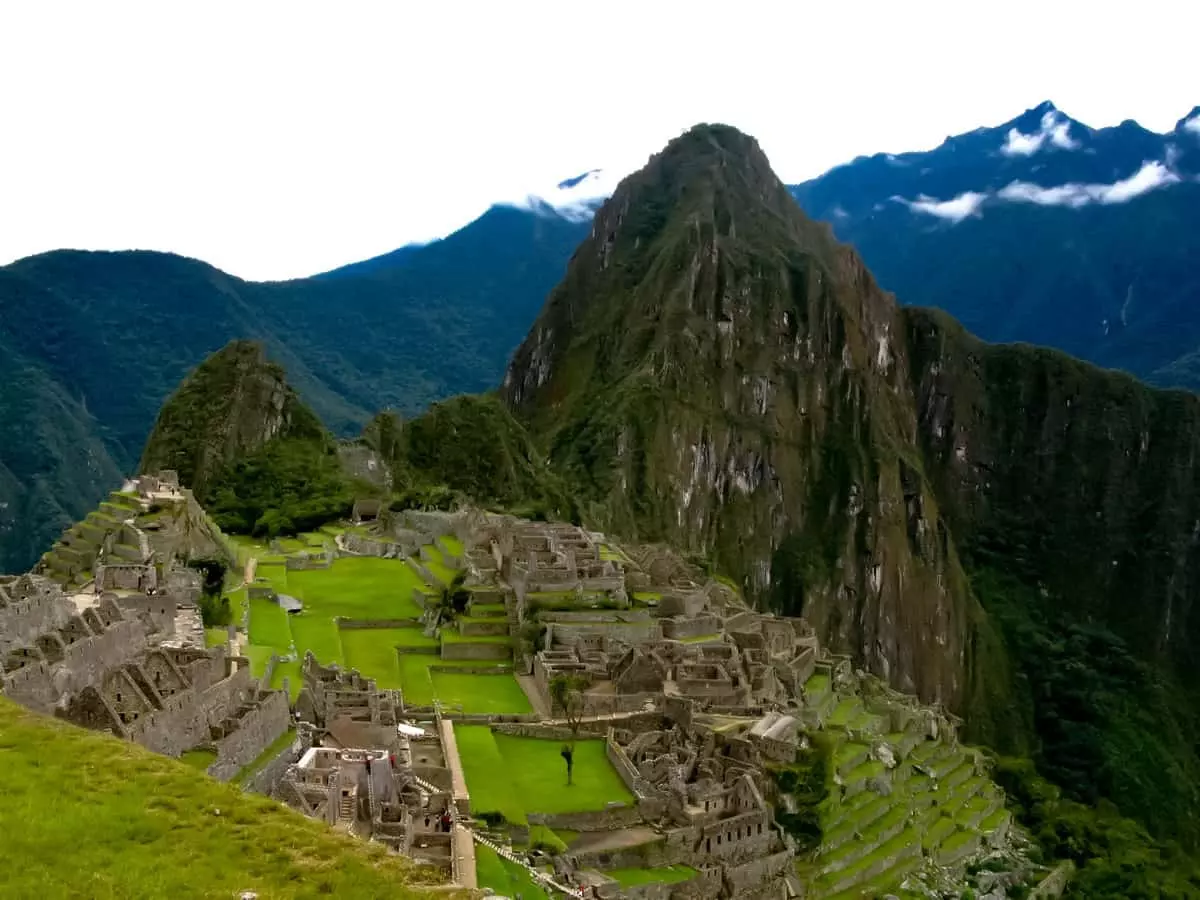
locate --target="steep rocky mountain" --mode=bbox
[790,102,1200,388]
[502,122,1200,845]
[504,124,976,710]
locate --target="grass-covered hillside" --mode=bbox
[0,207,588,573]
[0,698,462,900]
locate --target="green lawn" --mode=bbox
[204,628,228,648]
[289,615,344,665]
[397,655,528,713]
[438,534,464,557]
[340,629,408,689]
[455,725,528,825]
[421,546,458,586]
[288,557,426,619]
[457,727,634,820]
[242,644,277,678]
[474,844,548,899]
[430,672,531,714]
[492,734,634,813]
[270,659,303,699]
[0,698,454,899]
[607,865,697,887]
[248,596,291,648]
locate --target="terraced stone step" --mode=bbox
[935,827,981,867]
[823,792,891,850]
[825,851,923,900]
[817,824,923,896]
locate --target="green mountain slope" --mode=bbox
[139,340,364,538]
[0,218,582,572]
[498,123,1200,850]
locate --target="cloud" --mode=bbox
[1000,111,1080,156]
[503,168,622,222]
[998,160,1180,207]
[901,159,1182,223]
[1183,114,1200,136]
[901,191,988,222]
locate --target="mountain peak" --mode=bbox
[1176,105,1200,135]
[139,340,323,494]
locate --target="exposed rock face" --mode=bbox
[907,307,1200,673]
[139,340,321,494]
[503,125,976,707]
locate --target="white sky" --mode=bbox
[1,1,1197,281]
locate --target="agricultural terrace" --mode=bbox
[231,533,530,712]
[455,726,635,825]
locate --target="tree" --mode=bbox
[433,572,469,629]
[549,674,588,786]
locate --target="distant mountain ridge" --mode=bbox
[2,100,1198,575]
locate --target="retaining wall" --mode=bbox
[208,690,292,781]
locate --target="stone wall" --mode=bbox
[113,592,177,634]
[696,810,774,863]
[0,579,74,653]
[661,616,722,641]
[342,532,405,558]
[248,728,311,795]
[39,618,150,708]
[130,665,253,757]
[528,804,643,832]
[208,690,291,782]
[547,620,662,646]
[722,849,793,896]
[440,641,510,661]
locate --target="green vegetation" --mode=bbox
[454,725,528,825]
[607,865,697,887]
[340,629,425,688]
[770,734,831,854]
[967,568,1200,849]
[392,394,574,521]
[0,698,451,898]
[455,727,634,824]
[430,671,530,713]
[995,756,1200,898]
[179,748,216,771]
[289,556,427,619]
[474,844,549,900]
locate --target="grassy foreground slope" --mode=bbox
[0,699,460,900]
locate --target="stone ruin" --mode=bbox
[3,488,1045,897]
[1,474,293,783]
[280,654,472,881]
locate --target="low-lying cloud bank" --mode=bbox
[899,160,1187,222]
